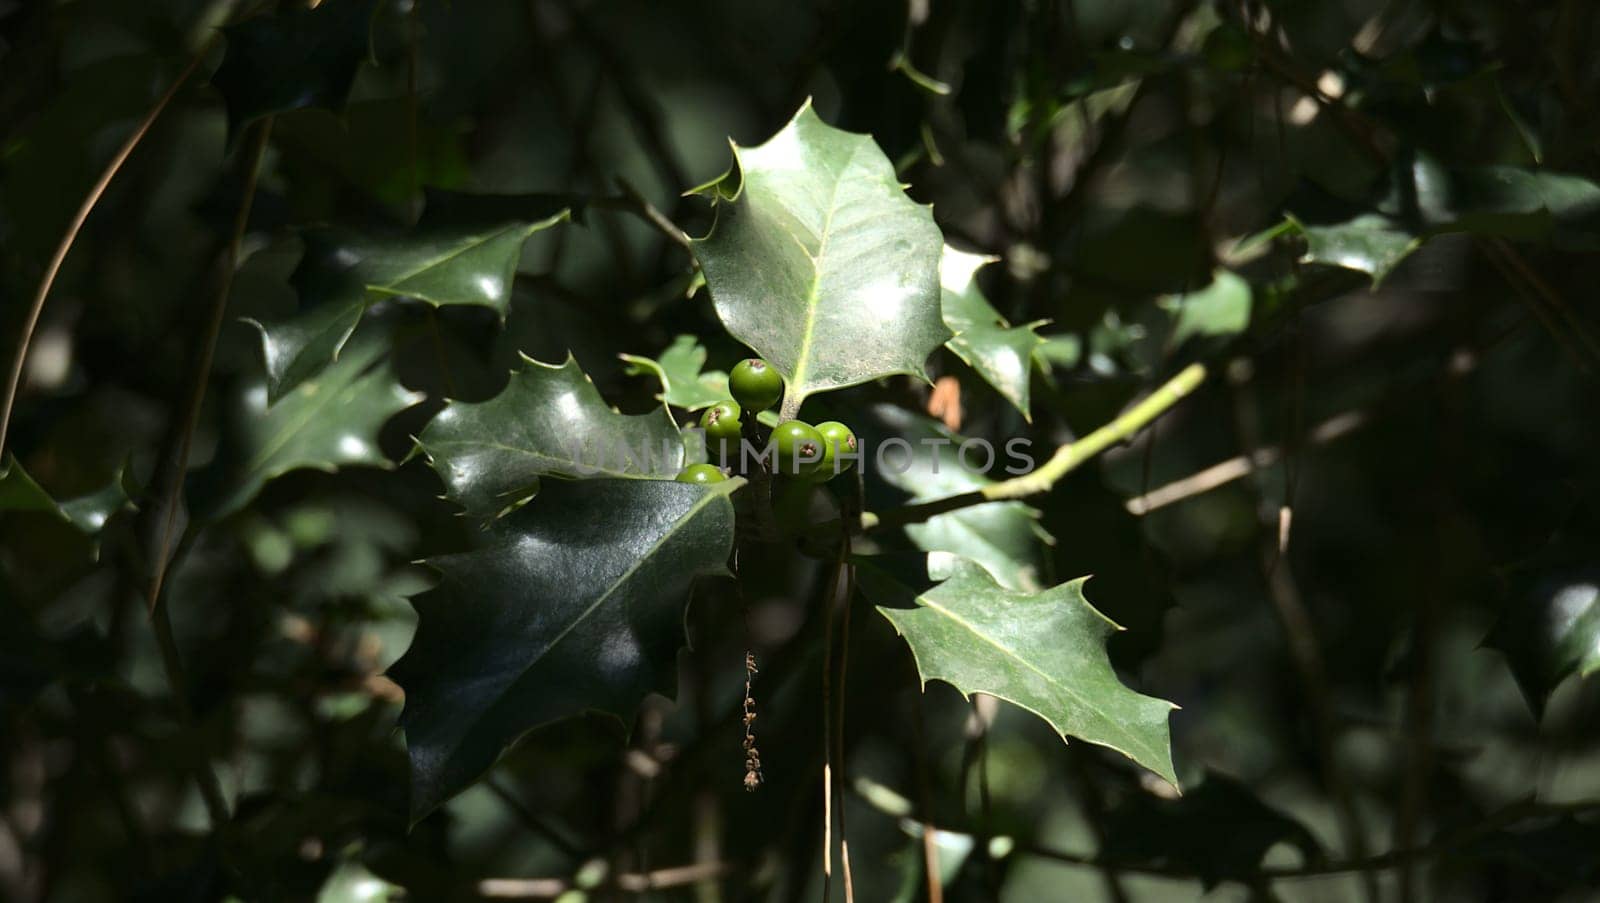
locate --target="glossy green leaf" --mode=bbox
[691,101,949,410]
[1289,213,1421,286]
[211,0,378,140]
[209,339,420,520]
[941,247,1046,419]
[1492,568,1600,714]
[0,458,131,536]
[418,354,684,517]
[1288,161,1600,285]
[880,555,1178,786]
[1160,270,1252,346]
[619,335,730,412]
[869,405,1052,592]
[250,194,571,401]
[389,478,739,818]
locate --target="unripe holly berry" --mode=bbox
[700,400,743,460]
[676,463,728,484]
[729,358,783,412]
[771,420,824,476]
[811,420,858,480]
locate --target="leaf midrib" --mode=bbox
[374,221,533,298]
[914,591,1152,757]
[785,140,869,401]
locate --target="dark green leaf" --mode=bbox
[867,405,1053,592]
[1101,771,1321,888]
[208,338,420,519]
[211,0,378,140]
[691,101,949,410]
[1491,568,1600,714]
[941,247,1046,420]
[389,478,739,818]
[1160,270,1252,346]
[879,555,1178,786]
[418,354,685,518]
[619,335,730,412]
[249,194,571,400]
[1289,213,1421,286]
[0,458,131,537]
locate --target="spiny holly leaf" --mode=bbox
[1285,161,1600,285]
[389,478,739,819]
[0,458,131,546]
[1159,270,1252,346]
[866,405,1052,592]
[1287,213,1420,286]
[249,193,571,401]
[208,338,420,520]
[879,555,1178,787]
[211,0,378,141]
[619,335,729,412]
[1101,771,1320,887]
[941,247,1046,420]
[691,101,949,411]
[1490,554,1600,715]
[418,354,684,518]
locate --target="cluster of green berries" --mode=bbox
[675,358,857,484]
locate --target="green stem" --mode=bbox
[865,363,1208,531]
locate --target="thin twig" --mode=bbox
[0,40,216,461]
[479,861,733,899]
[142,118,274,834]
[862,364,1208,532]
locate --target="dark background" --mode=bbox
[3,0,1600,900]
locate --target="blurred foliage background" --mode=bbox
[4,0,1600,900]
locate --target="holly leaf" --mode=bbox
[1287,213,1421,286]
[206,338,420,520]
[1159,270,1252,346]
[941,247,1046,420]
[691,101,949,410]
[1491,569,1600,715]
[417,354,685,518]
[619,335,730,412]
[1101,771,1320,887]
[879,555,1178,787]
[867,405,1052,592]
[389,478,739,819]
[0,458,132,540]
[211,0,378,141]
[249,193,571,401]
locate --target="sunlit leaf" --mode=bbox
[389,478,739,818]
[619,335,730,412]
[941,247,1046,419]
[691,101,949,410]
[879,555,1178,786]
[417,354,684,517]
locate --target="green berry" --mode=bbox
[772,420,824,476]
[729,358,783,412]
[811,421,858,480]
[700,400,743,459]
[676,463,728,484]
